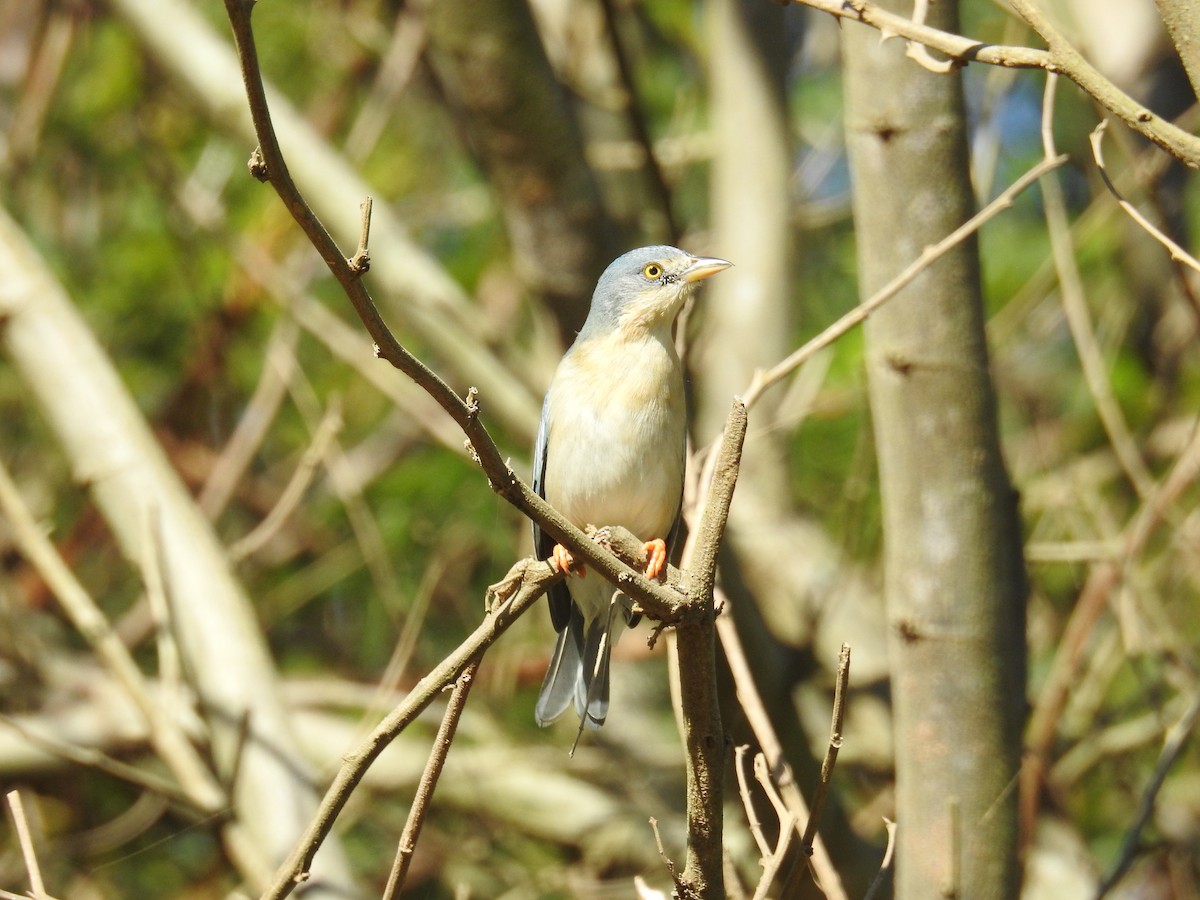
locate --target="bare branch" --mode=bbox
[1089,120,1200,274]
[261,558,546,896]
[862,819,897,900]
[6,790,53,900]
[1039,74,1155,500]
[382,661,480,898]
[1096,690,1200,897]
[802,644,850,854]
[742,151,1067,411]
[715,596,847,900]
[734,746,772,861]
[789,0,1200,166]
[673,399,747,897]
[749,752,796,900]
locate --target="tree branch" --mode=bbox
[789,0,1200,167]
[261,558,549,898]
[801,643,850,854]
[382,661,480,899]
[674,399,747,899]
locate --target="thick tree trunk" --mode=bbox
[1154,0,1200,98]
[841,3,1029,898]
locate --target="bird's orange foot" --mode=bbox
[552,543,586,577]
[643,539,668,581]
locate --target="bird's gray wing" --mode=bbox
[664,427,689,566]
[533,390,572,632]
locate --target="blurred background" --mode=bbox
[1,0,1198,896]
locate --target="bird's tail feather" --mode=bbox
[535,608,582,727]
[535,596,625,729]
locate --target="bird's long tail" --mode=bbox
[535,593,625,729]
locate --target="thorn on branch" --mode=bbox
[646,620,671,650]
[247,146,269,182]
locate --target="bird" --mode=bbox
[532,245,732,730]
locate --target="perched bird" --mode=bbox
[533,245,732,729]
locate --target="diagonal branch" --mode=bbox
[221,0,687,627]
[260,558,552,898]
[382,661,480,899]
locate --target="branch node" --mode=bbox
[247,146,269,182]
[348,196,373,275]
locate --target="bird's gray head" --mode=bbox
[579,245,732,339]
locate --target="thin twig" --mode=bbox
[734,746,772,860]
[6,790,50,900]
[228,397,343,561]
[1038,73,1154,498]
[649,816,685,896]
[714,595,847,900]
[1095,690,1200,898]
[904,0,955,74]
[751,802,795,898]
[862,818,897,900]
[383,660,480,898]
[802,643,850,853]
[741,151,1067,411]
[1090,120,1200,274]
[747,752,797,900]
[261,556,557,897]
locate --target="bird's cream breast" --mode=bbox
[543,328,685,541]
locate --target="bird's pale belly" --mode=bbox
[544,337,685,542]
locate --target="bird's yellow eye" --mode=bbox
[642,262,663,280]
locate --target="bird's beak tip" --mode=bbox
[682,256,734,284]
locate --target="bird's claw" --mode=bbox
[552,543,586,577]
[642,538,668,581]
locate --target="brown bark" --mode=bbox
[841,2,1029,897]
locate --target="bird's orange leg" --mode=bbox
[643,538,668,581]
[551,543,586,577]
